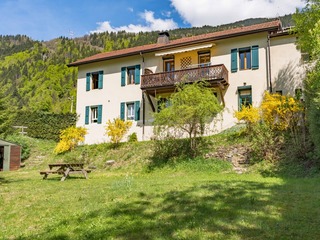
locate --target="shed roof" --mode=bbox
[68,20,281,67]
[0,139,20,146]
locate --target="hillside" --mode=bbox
[0,15,293,130]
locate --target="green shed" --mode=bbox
[0,139,21,171]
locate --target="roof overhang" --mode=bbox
[154,43,214,57]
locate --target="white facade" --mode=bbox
[73,22,303,144]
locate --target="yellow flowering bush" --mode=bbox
[106,118,132,144]
[234,105,260,125]
[261,92,303,131]
[54,126,87,154]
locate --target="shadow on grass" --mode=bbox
[18,179,320,240]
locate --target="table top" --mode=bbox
[48,163,84,168]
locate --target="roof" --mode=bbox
[68,20,281,67]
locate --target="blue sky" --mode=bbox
[0,0,305,41]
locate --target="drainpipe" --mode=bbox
[267,34,272,93]
[140,52,145,140]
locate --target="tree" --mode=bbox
[293,0,320,155]
[154,82,223,155]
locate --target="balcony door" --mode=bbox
[164,58,174,72]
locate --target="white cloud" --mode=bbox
[90,10,178,34]
[128,7,134,12]
[170,0,306,27]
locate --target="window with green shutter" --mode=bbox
[121,65,141,86]
[85,106,89,124]
[86,71,103,90]
[121,67,126,86]
[120,102,125,120]
[98,71,103,89]
[85,105,103,124]
[135,65,140,84]
[86,73,90,91]
[120,101,140,121]
[251,45,259,69]
[134,101,140,121]
[231,49,238,73]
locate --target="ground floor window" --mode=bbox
[120,101,140,121]
[238,86,252,110]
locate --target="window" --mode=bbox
[121,65,140,86]
[127,67,135,85]
[85,105,102,124]
[198,51,211,67]
[127,103,135,120]
[231,46,259,73]
[157,97,171,112]
[163,58,174,72]
[238,86,252,110]
[91,107,98,123]
[91,73,99,89]
[86,71,103,91]
[239,48,251,70]
[120,101,140,121]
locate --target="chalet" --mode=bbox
[69,20,304,144]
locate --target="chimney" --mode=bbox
[157,32,170,44]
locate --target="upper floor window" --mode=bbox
[198,51,211,66]
[121,65,140,86]
[127,67,135,85]
[231,46,259,73]
[239,48,251,70]
[86,71,103,91]
[163,58,174,72]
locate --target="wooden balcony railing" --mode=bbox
[141,64,228,90]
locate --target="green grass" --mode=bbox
[1,133,320,239]
[1,163,320,239]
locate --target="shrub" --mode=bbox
[54,126,87,154]
[128,132,138,142]
[106,118,132,145]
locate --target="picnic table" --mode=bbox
[40,163,91,181]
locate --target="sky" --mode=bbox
[0,0,306,41]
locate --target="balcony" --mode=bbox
[141,64,229,91]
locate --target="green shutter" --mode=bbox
[98,71,103,89]
[134,101,140,121]
[85,106,89,124]
[121,67,126,86]
[86,73,90,91]
[251,45,259,69]
[231,49,238,73]
[135,65,140,84]
[120,102,125,120]
[97,105,102,124]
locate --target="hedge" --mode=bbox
[13,111,77,141]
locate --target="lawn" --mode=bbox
[1,160,320,240]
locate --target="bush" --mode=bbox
[128,132,138,143]
[54,126,87,154]
[106,118,132,145]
